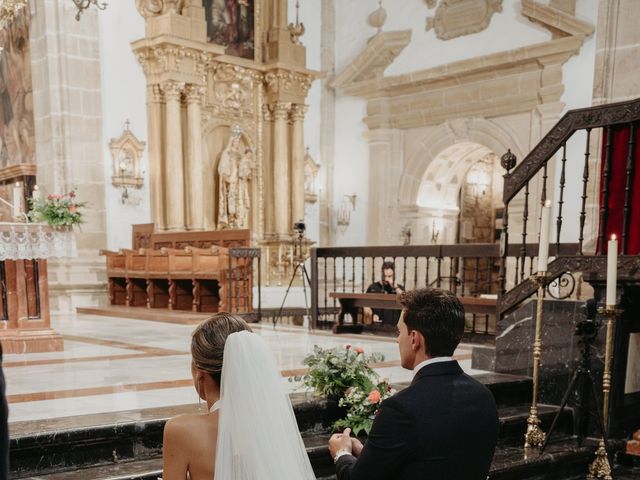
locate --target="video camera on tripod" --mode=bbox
[273,220,315,328]
[575,298,601,344]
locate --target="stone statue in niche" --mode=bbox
[303,147,319,203]
[236,147,254,229]
[217,131,253,229]
[217,134,241,228]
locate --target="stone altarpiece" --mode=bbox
[132,0,315,284]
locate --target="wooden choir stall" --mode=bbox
[101,226,258,316]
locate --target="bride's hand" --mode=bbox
[351,437,364,457]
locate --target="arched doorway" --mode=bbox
[415,141,503,245]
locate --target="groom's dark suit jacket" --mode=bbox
[336,360,499,480]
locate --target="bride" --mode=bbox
[162,313,316,480]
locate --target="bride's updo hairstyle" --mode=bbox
[191,312,252,386]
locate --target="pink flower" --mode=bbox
[52,194,62,200]
[47,194,53,200]
[367,390,381,404]
[354,347,365,354]
[343,343,352,350]
[69,191,76,198]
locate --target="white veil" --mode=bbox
[214,331,316,480]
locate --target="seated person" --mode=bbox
[363,261,404,326]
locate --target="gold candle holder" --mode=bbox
[524,272,548,448]
[587,305,621,480]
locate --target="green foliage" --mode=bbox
[290,344,393,437]
[28,191,86,228]
[295,344,384,398]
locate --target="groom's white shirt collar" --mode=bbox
[413,356,453,375]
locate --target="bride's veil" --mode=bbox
[214,330,316,480]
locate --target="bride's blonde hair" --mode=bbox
[191,312,252,385]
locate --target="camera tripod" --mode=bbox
[273,228,313,329]
[540,300,611,466]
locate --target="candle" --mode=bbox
[538,200,552,273]
[606,234,618,307]
[12,182,22,217]
[32,185,40,202]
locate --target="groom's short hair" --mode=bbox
[399,288,465,357]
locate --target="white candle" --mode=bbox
[606,234,618,307]
[538,200,552,273]
[32,185,40,202]
[12,182,21,217]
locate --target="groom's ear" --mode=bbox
[411,330,426,353]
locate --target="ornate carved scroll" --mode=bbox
[426,0,503,41]
[135,0,184,18]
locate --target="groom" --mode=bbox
[328,288,499,480]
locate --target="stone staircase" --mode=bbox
[10,374,638,480]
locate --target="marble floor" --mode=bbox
[4,313,488,426]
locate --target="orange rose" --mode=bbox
[68,205,76,213]
[367,390,381,404]
[354,347,365,354]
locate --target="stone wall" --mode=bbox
[30,0,107,312]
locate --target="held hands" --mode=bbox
[328,428,353,458]
[328,428,365,460]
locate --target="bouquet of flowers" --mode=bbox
[28,191,86,228]
[333,380,395,436]
[292,344,393,436]
[293,344,385,398]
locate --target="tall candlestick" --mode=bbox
[12,182,22,217]
[538,200,552,273]
[32,185,40,202]
[606,234,618,307]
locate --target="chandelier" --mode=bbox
[0,0,27,29]
[73,0,108,21]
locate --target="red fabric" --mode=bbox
[597,124,640,254]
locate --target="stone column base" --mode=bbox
[0,328,63,353]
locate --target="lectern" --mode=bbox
[0,223,76,353]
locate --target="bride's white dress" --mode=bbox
[213,331,316,480]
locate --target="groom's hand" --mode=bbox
[328,428,353,458]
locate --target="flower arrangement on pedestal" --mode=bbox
[28,191,86,228]
[291,344,394,435]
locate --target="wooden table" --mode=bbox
[329,292,498,334]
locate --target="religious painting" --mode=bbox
[0,7,35,167]
[203,0,255,59]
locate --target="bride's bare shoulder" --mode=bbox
[165,413,217,440]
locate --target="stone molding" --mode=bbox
[337,36,587,130]
[521,0,594,38]
[425,0,503,41]
[341,35,584,99]
[330,30,412,87]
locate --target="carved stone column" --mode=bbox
[290,104,307,224]
[163,81,186,231]
[147,84,165,230]
[273,102,291,235]
[185,85,205,230]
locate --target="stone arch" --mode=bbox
[399,117,525,207]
